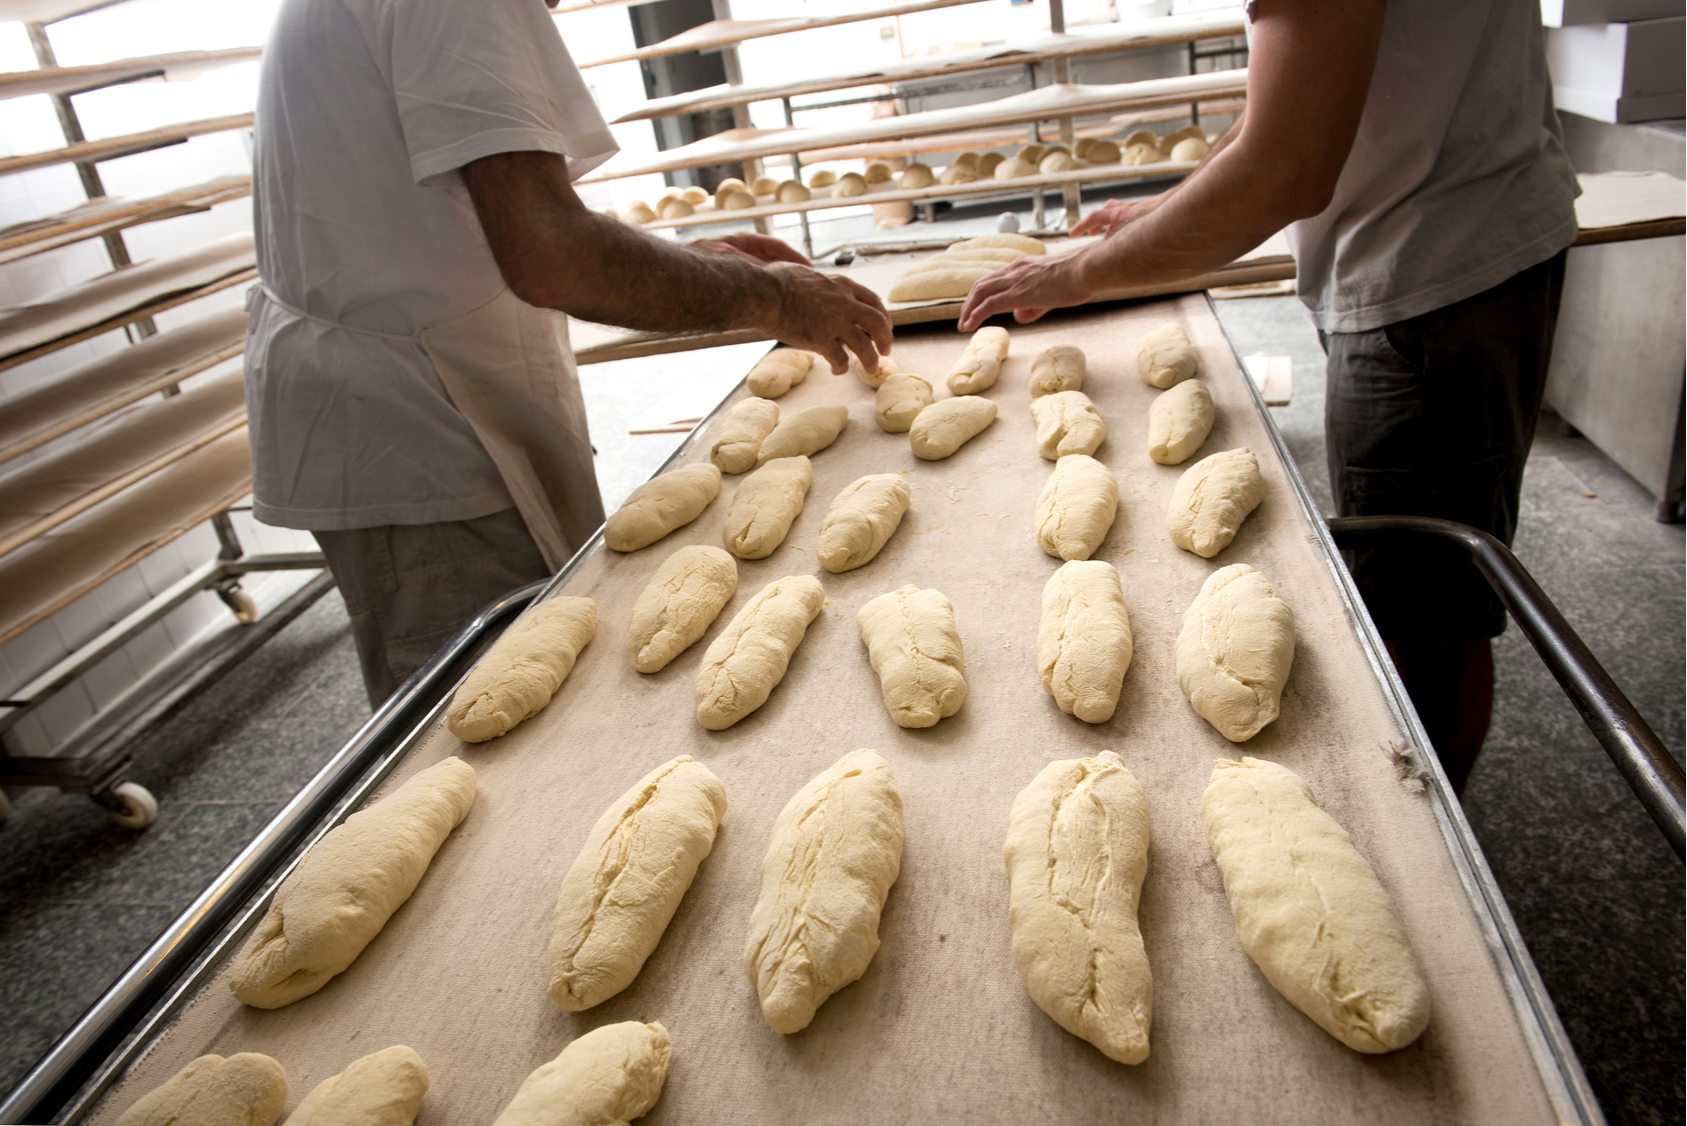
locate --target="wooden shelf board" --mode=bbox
[0,46,260,102]
[0,176,251,265]
[0,112,253,179]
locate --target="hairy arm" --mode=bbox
[1069,120,1243,238]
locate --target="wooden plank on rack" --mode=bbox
[0,175,251,265]
[0,46,261,101]
[0,112,253,178]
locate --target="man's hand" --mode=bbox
[692,232,811,266]
[956,252,1093,333]
[1071,196,1162,238]
[763,263,894,375]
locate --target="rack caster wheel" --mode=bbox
[218,586,260,624]
[0,788,10,822]
[104,782,158,829]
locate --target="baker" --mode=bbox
[245,0,891,705]
[957,0,1577,793]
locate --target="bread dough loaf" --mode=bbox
[1030,390,1106,459]
[864,161,892,183]
[1177,563,1294,741]
[817,473,911,573]
[709,396,779,474]
[938,163,978,185]
[1123,129,1159,149]
[757,405,849,463]
[448,596,598,742]
[925,246,1025,265]
[1074,136,1096,158]
[1017,144,1046,164]
[752,176,780,195]
[874,371,933,434]
[694,575,824,729]
[746,348,811,398]
[1168,447,1263,558]
[1170,136,1210,162]
[627,545,737,673]
[1038,561,1132,723]
[777,180,811,203]
[680,186,707,205]
[834,172,868,197]
[230,758,476,1008]
[909,395,997,460]
[549,756,727,1010]
[1160,125,1206,153]
[604,463,722,552]
[724,455,813,559]
[949,233,1045,255]
[1147,379,1214,465]
[899,162,934,188]
[622,201,655,225]
[1135,322,1197,388]
[976,151,1006,176]
[282,1046,426,1126]
[116,1053,287,1126]
[946,325,1010,395]
[848,350,899,388]
[1203,757,1430,1053]
[888,266,996,302]
[1035,453,1117,562]
[1123,142,1162,166]
[954,150,981,168]
[719,188,756,210]
[1005,751,1152,1063]
[993,157,1035,179]
[857,585,967,727]
[1040,150,1078,174]
[1028,344,1085,397]
[808,170,837,188]
[1085,139,1121,163]
[658,198,694,220]
[745,749,903,1033]
[491,1022,669,1126]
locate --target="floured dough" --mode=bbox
[994,157,1035,179]
[848,350,899,388]
[719,188,755,209]
[694,575,824,729]
[622,201,655,225]
[723,455,812,559]
[1040,150,1078,174]
[282,1046,426,1126]
[1177,563,1294,741]
[604,463,722,552]
[857,585,966,727]
[1086,139,1121,163]
[777,180,811,203]
[1123,129,1159,150]
[1171,136,1210,162]
[946,325,1010,395]
[864,162,892,183]
[549,757,727,1010]
[1203,757,1430,1053]
[1028,344,1085,397]
[627,545,737,673]
[1005,751,1152,1063]
[1074,136,1097,158]
[817,473,911,573]
[1035,453,1117,562]
[230,758,476,1008]
[1018,144,1046,164]
[834,172,868,197]
[1030,390,1106,459]
[808,170,837,188]
[710,397,779,475]
[116,1053,287,1126]
[448,597,597,742]
[1038,561,1132,723]
[875,371,934,433]
[976,152,1005,176]
[1159,125,1206,153]
[1147,379,1214,465]
[938,163,978,185]
[746,349,811,398]
[888,266,996,302]
[949,233,1045,255]
[909,395,997,460]
[658,198,694,220]
[757,405,849,463]
[1123,142,1162,166]
[899,162,934,189]
[680,187,707,205]
[1136,322,1197,388]
[955,151,981,168]
[745,749,904,1033]
[1168,447,1264,558]
[490,1021,670,1126]
[752,176,780,195]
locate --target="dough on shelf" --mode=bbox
[1038,560,1132,723]
[694,575,824,729]
[899,162,935,189]
[834,172,868,197]
[777,180,811,203]
[282,1046,426,1126]
[719,188,756,209]
[910,395,998,460]
[938,163,978,185]
[1028,344,1085,398]
[1204,757,1430,1053]
[1122,129,1159,149]
[116,1053,287,1126]
[723,455,813,560]
[1123,142,1162,166]
[888,265,996,303]
[954,151,981,168]
[712,177,745,205]
[757,405,849,463]
[949,233,1045,255]
[875,371,934,433]
[680,186,707,205]
[808,170,837,188]
[1167,447,1263,558]
[1040,150,1078,174]
[817,473,911,573]
[1177,563,1294,741]
[1035,453,1117,562]
[993,157,1036,180]
[746,348,811,398]
[1074,136,1097,158]
[657,198,694,220]
[1030,390,1106,459]
[1017,144,1046,164]
[946,325,1010,395]
[448,596,597,742]
[1147,378,1214,465]
[752,176,780,195]
[622,201,656,225]
[626,545,737,674]
[709,396,780,474]
[491,1021,669,1126]
[976,152,1006,176]
[858,585,966,728]
[865,161,893,183]
[1170,136,1210,162]
[745,749,903,1033]
[1085,139,1121,163]
[604,463,722,552]
[1136,322,1197,388]
[848,350,900,388]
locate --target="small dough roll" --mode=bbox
[622,201,656,225]
[1040,150,1078,174]
[1123,142,1162,166]
[993,157,1036,180]
[875,371,934,433]
[1203,757,1430,1053]
[1074,136,1097,158]
[1170,136,1210,162]
[719,188,756,209]
[1035,453,1117,562]
[626,545,737,674]
[680,186,707,205]
[777,180,811,203]
[1159,125,1205,153]
[549,757,727,1010]
[808,170,837,188]
[448,596,598,742]
[1038,561,1132,723]
[117,1053,287,1126]
[658,198,694,220]
[709,396,780,474]
[1017,144,1046,164]
[858,585,966,727]
[888,266,996,302]
[1005,752,1152,1063]
[1028,344,1085,398]
[848,351,899,388]
[954,150,981,168]
[817,473,911,573]
[1147,379,1214,465]
[1085,139,1121,163]
[1136,322,1197,388]
[864,161,893,183]
[1168,447,1264,558]
[712,177,744,204]
[946,325,1010,395]
[909,396,997,460]
[899,249,1021,273]
[282,1046,426,1126]
[745,749,903,1033]
[1030,390,1106,459]
[949,233,1045,255]
[938,163,978,185]
[694,575,824,729]
[757,405,848,463]
[833,171,868,197]
[752,176,780,195]
[976,151,1005,176]
[1177,563,1293,741]
[1122,129,1159,149]
[230,758,476,1008]
[491,1021,669,1126]
[746,348,811,398]
[604,463,722,552]
[899,162,934,188]
[723,455,812,559]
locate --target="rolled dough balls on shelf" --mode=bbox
[708,395,780,474]
[229,757,476,1008]
[808,169,838,188]
[1040,150,1078,174]
[712,177,746,207]
[1038,561,1133,724]
[1035,453,1118,561]
[946,325,1010,395]
[753,176,780,196]
[910,395,998,460]
[1028,344,1085,398]
[719,188,757,209]
[938,163,979,185]
[899,162,935,189]
[994,156,1036,180]
[951,232,1045,255]
[1203,757,1431,1053]
[817,473,911,573]
[622,201,656,225]
[777,179,811,203]
[626,545,737,673]
[1074,136,1097,158]
[1018,143,1046,164]
[976,151,1006,176]
[1085,139,1121,164]
[1136,322,1197,388]
[1171,137,1210,162]
[115,1053,287,1126]
[858,585,967,728]
[548,756,726,1010]
[604,462,722,551]
[1168,447,1264,558]
[490,1021,670,1126]
[746,348,811,398]
[955,150,981,168]
[680,186,708,205]
[694,574,824,729]
[865,161,893,183]
[1177,563,1294,741]
[1122,129,1159,150]
[834,171,869,197]
[1005,751,1152,1064]
[448,596,597,742]
[1161,124,1207,154]
[745,749,903,1033]
[1030,390,1107,459]
[1147,378,1215,465]
[282,1045,427,1126]
[875,370,934,433]
[658,197,694,220]
[757,405,849,463]
[723,455,813,559]
[849,350,899,388]
[1123,143,1162,166]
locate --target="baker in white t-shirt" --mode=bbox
[956,0,1579,793]
[246,0,891,704]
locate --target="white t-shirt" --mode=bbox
[245,0,617,531]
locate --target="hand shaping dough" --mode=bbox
[899,162,934,188]
[1038,561,1132,723]
[230,758,476,1008]
[116,1053,287,1126]
[1136,322,1197,388]
[817,474,911,573]
[746,349,811,398]
[1176,563,1294,741]
[1167,447,1264,558]
[875,371,934,433]
[491,1021,670,1126]
[604,463,722,552]
[834,172,868,197]
[1030,390,1106,459]
[1005,751,1152,1063]
[549,756,727,1010]
[910,395,998,460]
[946,325,1010,395]
[949,233,1045,255]
[1203,757,1431,1052]
[757,405,849,463]
[694,575,824,729]
[745,749,904,1033]
[888,266,997,303]
[1028,344,1085,397]
[1035,453,1117,561]
[282,1046,426,1126]
[777,180,811,203]
[857,585,966,727]
[448,597,598,742]
[1147,379,1214,465]
[723,455,812,559]
[627,545,737,673]
[709,397,779,474]
[848,350,899,388]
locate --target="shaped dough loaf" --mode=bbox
[1030,390,1106,459]
[1038,561,1132,723]
[723,455,812,559]
[747,349,811,398]
[694,575,824,729]
[857,585,966,727]
[938,162,977,185]
[745,749,904,1033]
[976,152,1006,176]
[833,172,868,197]
[230,758,476,1008]
[1029,344,1085,397]
[909,395,997,460]
[1040,150,1078,174]
[604,463,721,552]
[888,266,995,303]
[626,545,736,673]
[948,233,1044,255]
[1035,453,1117,561]
[865,162,892,183]
[448,597,597,741]
[1005,751,1152,1063]
[1171,136,1210,162]
[757,405,849,463]
[1086,139,1121,163]
[1168,447,1264,558]
[709,396,780,474]
[549,757,727,1010]
[282,1046,426,1126]
[777,180,811,203]
[1176,563,1294,741]
[1147,378,1214,465]
[848,351,899,388]
[817,473,911,573]
[491,1021,669,1126]
[116,1053,287,1126]
[1136,322,1197,388]
[946,325,1009,395]
[899,162,934,188]
[875,371,934,433]
[993,157,1035,180]
[1203,757,1430,1053]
